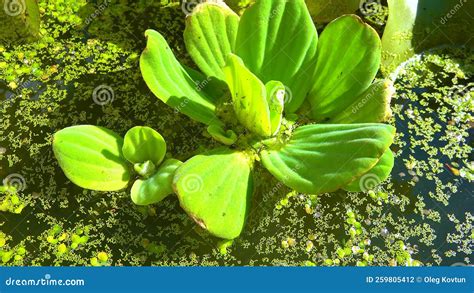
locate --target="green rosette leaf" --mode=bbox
[235,0,318,112]
[223,54,272,137]
[260,123,395,194]
[53,125,131,191]
[328,80,394,124]
[122,126,166,166]
[343,149,395,192]
[307,15,381,122]
[184,2,239,81]
[173,148,254,239]
[140,29,220,125]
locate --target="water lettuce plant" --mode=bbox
[53,125,183,206]
[139,0,395,239]
[53,0,395,240]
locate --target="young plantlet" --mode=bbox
[52,125,182,206]
[139,0,396,239]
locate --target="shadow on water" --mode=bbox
[412,0,474,52]
[76,0,186,53]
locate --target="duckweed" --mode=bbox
[0,0,472,266]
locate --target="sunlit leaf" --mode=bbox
[131,159,182,206]
[184,2,239,81]
[140,29,220,125]
[53,125,131,191]
[260,123,395,194]
[122,126,166,165]
[343,149,394,192]
[235,0,318,112]
[307,15,381,122]
[328,80,394,124]
[223,54,272,137]
[173,148,254,239]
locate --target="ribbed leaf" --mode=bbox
[223,54,272,137]
[53,125,131,191]
[235,0,318,112]
[173,148,254,239]
[131,159,182,206]
[140,29,220,125]
[328,80,394,124]
[260,124,395,194]
[184,2,239,81]
[344,149,394,192]
[122,126,166,165]
[308,15,381,122]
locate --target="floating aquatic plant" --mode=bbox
[139,0,395,239]
[1,0,469,267]
[52,0,395,240]
[52,125,183,206]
